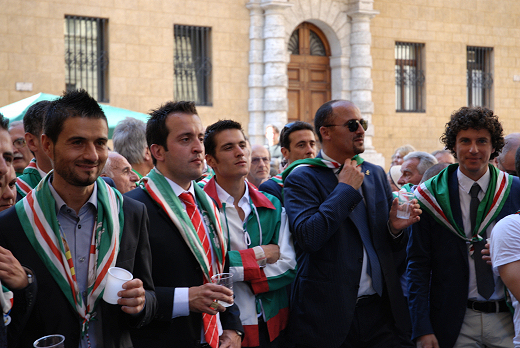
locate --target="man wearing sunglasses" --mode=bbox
[283,100,419,347]
[259,121,316,205]
[8,121,34,177]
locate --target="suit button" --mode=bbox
[358,257,363,263]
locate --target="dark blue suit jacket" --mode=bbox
[407,169,520,348]
[258,178,283,205]
[284,155,409,347]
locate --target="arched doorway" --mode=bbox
[287,22,331,124]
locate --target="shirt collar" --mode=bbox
[163,174,195,198]
[36,162,47,178]
[321,150,337,164]
[48,176,98,212]
[457,166,491,194]
[215,180,250,211]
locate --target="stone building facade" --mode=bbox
[2,0,520,168]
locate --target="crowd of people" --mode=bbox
[1,89,520,348]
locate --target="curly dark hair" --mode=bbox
[441,106,504,160]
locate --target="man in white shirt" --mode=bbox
[202,120,296,348]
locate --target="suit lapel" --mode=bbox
[449,169,470,263]
[448,170,464,231]
[360,163,376,234]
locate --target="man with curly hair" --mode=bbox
[407,107,520,348]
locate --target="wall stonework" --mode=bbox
[371,0,520,170]
[0,0,251,129]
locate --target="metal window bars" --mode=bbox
[395,42,425,112]
[174,25,212,106]
[467,46,493,108]
[64,16,108,102]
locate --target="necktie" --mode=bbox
[352,192,383,296]
[469,183,495,300]
[179,192,218,348]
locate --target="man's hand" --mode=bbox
[482,242,491,265]
[261,244,280,264]
[417,334,439,348]
[219,329,241,348]
[118,278,146,314]
[389,198,422,234]
[189,283,233,314]
[338,159,364,190]
[0,246,29,290]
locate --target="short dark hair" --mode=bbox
[0,113,8,131]
[440,106,504,160]
[204,120,244,158]
[314,100,340,142]
[24,100,52,136]
[43,89,107,144]
[147,101,198,165]
[280,121,314,149]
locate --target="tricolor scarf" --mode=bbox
[16,159,43,198]
[282,155,364,182]
[15,172,124,335]
[140,168,226,282]
[271,173,283,187]
[416,164,511,242]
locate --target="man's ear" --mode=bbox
[144,147,152,161]
[41,134,54,161]
[25,133,39,153]
[281,147,290,160]
[319,126,331,141]
[149,144,164,163]
[206,154,217,169]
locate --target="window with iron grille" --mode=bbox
[65,16,108,102]
[395,42,425,112]
[174,25,212,106]
[467,46,493,108]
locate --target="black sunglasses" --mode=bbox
[323,119,368,132]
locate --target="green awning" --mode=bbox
[0,93,150,138]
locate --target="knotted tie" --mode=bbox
[179,192,218,348]
[470,183,495,300]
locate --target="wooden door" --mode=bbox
[287,23,331,124]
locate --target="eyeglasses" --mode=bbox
[251,157,270,164]
[323,119,368,132]
[12,137,26,149]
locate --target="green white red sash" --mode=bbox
[281,155,364,182]
[15,172,124,334]
[416,164,511,242]
[271,173,283,187]
[141,168,226,282]
[16,158,43,198]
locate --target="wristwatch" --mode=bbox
[235,330,243,338]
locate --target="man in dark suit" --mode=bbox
[0,90,156,348]
[127,101,243,348]
[283,100,419,348]
[408,107,519,348]
[259,121,316,205]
